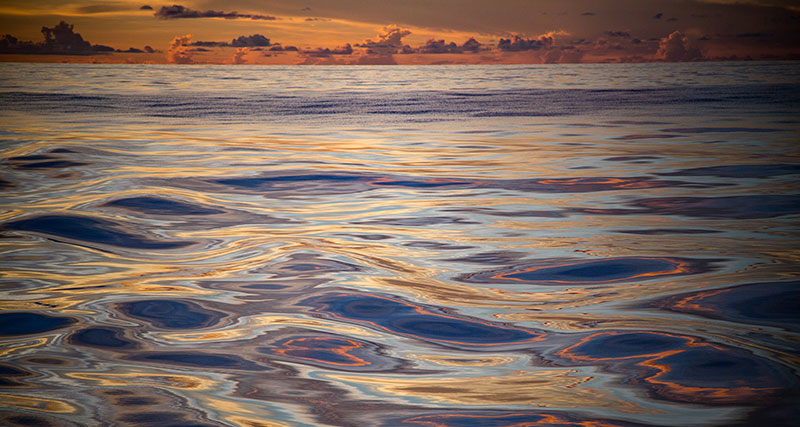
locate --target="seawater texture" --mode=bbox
[1,62,799,426]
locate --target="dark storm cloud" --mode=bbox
[155,5,277,20]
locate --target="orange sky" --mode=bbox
[1,0,799,64]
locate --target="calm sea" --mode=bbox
[1,62,799,426]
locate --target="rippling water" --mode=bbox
[1,62,799,426]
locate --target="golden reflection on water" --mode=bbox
[322,370,647,413]
[0,393,78,414]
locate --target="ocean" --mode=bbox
[1,62,799,426]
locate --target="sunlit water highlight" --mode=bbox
[1,62,799,426]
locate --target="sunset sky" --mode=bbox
[1,0,799,64]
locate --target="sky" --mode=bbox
[1,0,799,64]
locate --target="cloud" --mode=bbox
[406,38,483,54]
[581,12,596,16]
[417,39,461,54]
[498,34,554,51]
[190,34,271,48]
[357,26,411,54]
[269,44,299,52]
[167,34,193,63]
[76,4,132,14]
[0,21,114,55]
[116,47,144,53]
[302,43,353,57]
[155,5,277,20]
[140,5,153,10]
[462,38,482,52]
[657,31,703,61]
[604,31,631,38]
[231,34,271,47]
[232,47,250,64]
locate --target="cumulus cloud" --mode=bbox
[417,39,461,54]
[303,44,353,57]
[232,47,250,64]
[498,34,554,51]
[190,34,271,48]
[155,5,276,20]
[404,38,483,54]
[231,34,271,47]
[657,31,704,61]
[358,26,411,54]
[0,21,113,55]
[349,25,411,64]
[269,44,299,52]
[167,34,193,63]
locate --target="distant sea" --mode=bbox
[1,62,799,426]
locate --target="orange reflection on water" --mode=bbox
[638,354,778,404]
[274,337,370,367]
[654,288,729,315]
[533,177,666,190]
[488,257,693,285]
[0,393,77,414]
[404,412,628,427]
[323,370,645,411]
[555,331,709,362]
[68,370,218,390]
[556,331,779,404]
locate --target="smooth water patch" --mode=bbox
[102,196,225,216]
[460,257,717,286]
[69,327,138,349]
[304,293,544,348]
[4,215,193,250]
[115,300,224,329]
[0,312,76,336]
[652,281,800,331]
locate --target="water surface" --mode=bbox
[1,62,799,426]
